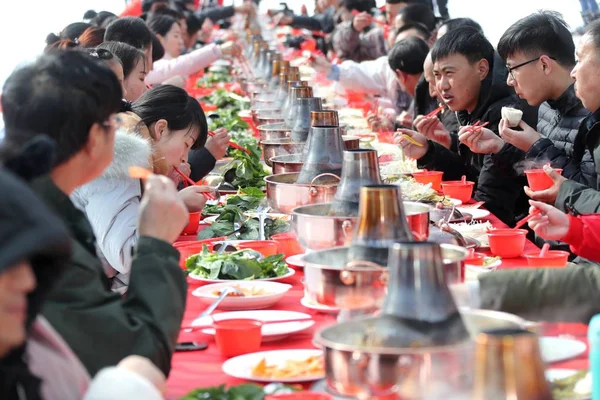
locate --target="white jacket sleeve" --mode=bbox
[146,43,223,85]
[75,178,141,278]
[84,367,163,400]
[337,56,391,96]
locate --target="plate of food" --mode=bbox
[449,221,493,248]
[456,207,490,220]
[192,281,292,310]
[222,349,325,383]
[194,310,315,342]
[286,254,305,269]
[540,337,587,363]
[546,369,590,400]
[465,257,502,280]
[300,296,339,314]
[186,245,295,283]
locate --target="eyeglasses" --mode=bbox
[507,56,556,81]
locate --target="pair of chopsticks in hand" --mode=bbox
[129,166,217,201]
[464,120,490,133]
[209,130,251,155]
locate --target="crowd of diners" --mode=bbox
[1,0,600,398]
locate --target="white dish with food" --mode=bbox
[222,349,324,383]
[285,254,305,269]
[457,207,490,220]
[546,369,591,400]
[189,267,295,283]
[300,296,339,314]
[193,310,315,342]
[192,281,292,310]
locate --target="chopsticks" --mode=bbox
[209,130,252,155]
[424,105,445,119]
[465,120,490,133]
[181,318,314,332]
[173,166,217,200]
[398,133,423,147]
[513,209,541,230]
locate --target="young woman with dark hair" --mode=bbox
[1,50,189,377]
[71,84,210,289]
[83,47,126,97]
[104,17,154,70]
[98,41,148,101]
[145,13,241,85]
[45,24,104,51]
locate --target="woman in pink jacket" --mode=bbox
[145,14,241,85]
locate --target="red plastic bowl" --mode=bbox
[173,237,227,268]
[237,240,279,257]
[213,318,262,358]
[487,229,527,258]
[181,212,202,235]
[441,181,475,203]
[265,393,333,400]
[524,250,569,268]
[271,232,305,258]
[524,168,563,191]
[412,171,444,192]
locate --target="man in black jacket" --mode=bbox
[397,27,537,224]
[1,51,189,377]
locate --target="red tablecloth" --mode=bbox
[166,213,589,399]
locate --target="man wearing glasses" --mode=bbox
[495,11,594,206]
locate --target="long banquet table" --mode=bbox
[166,212,589,399]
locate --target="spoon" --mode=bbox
[190,286,244,326]
[513,209,542,230]
[539,243,550,257]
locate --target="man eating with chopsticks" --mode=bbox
[396,26,537,224]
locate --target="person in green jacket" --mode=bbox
[451,19,600,324]
[0,50,190,376]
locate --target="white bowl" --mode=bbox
[192,281,292,310]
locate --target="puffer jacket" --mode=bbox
[556,108,600,214]
[527,85,594,186]
[331,20,387,62]
[417,53,538,224]
[71,113,167,289]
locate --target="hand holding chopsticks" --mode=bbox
[173,166,217,201]
[209,130,251,155]
[525,200,572,241]
[458,120,504,155]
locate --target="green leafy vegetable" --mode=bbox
[209,108,250,133]
[198,206,290,240]
[203,187,266,215]
[196,72,232,87]
[185,245,289,280]
[180,383,299,400]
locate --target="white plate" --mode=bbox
[191,281,292,310]
[192,310,314,342]
[202,215,219,224]
[286,254,305,269]
[457,207,490,220]
[540,337,587,363]
[189,267,295,283]
[448,198,463,206]
[222,349,324,383]
[300,296,339,314]
[546,369,591,400]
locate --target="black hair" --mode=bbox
[343,0,376,14]
[46,22,91,46]
[83,47,118,63]
[1,51,123,166]
[142,0,170,12]
[151,33,165,62]
[185,11,203,35]
[147,14,180,37]
[388,36,429,74]
[439,17,483,35]
[45,26,105,51]
[98,41,146,78]
[104,17,153,50]
[397,3,436,31]
[497,11,575,67]
[131,85,208,149]
[395,22,431,41]
[84,10,98,20]
[150,5,184,20]
[431,26,494,66]
[93,11,118,28]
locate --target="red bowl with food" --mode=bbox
[524,250,569,268]
[237,240,279,257]
[181,212,203,235]
[412,171,444,192]
[173,237,227,268]
[441,181,475,203]
[524,168,563,191]
[213,318,262,358]
[487,229,528,258]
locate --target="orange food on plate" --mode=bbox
[212,285,270,297]
[251,355,324,379]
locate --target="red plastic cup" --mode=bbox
[524,168,563,191]
[441,181,475,203]
[181,212,202,235]
[487,229,528,258]
[271,232,305,258]
[213,318,262,358]
[237,240,279,257]
[266,394,333,400]
[524,250,569,268]
[465,252,486,266]
[412,171,444,192]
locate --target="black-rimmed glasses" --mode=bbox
[507,56,556,81]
